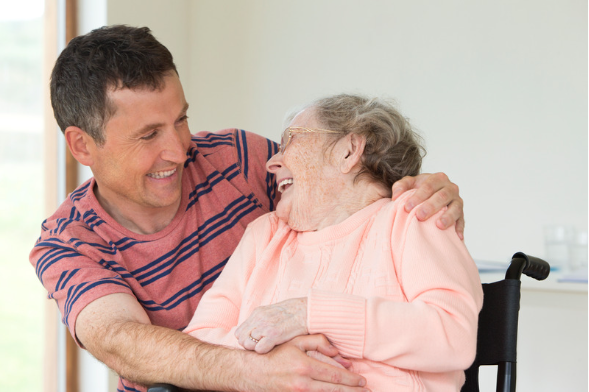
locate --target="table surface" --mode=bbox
[476,260,587,293]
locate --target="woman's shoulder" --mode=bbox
[377,189,449,233]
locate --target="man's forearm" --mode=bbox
[87,321,369,392]
[91,320,248,390]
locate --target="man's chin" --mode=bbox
[145,190,182,210]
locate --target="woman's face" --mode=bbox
[266,109,347,231]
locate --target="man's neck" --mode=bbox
[94,185,181,235]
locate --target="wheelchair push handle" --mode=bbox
[506,252,550,281]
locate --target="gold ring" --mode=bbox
[249,335,260,343]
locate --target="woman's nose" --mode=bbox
[265,151,283,173]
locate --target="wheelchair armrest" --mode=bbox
[147,384,179,392]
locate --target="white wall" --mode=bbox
[185,0,587,264]
[107,0,192,88]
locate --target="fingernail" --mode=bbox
[358,379,366,387]
[405,200,415,211]
[439,216,449,227]
[416,207,428,220]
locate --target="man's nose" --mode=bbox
[161,128,188,163]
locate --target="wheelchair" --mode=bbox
[461,252,549,392]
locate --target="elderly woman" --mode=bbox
[184,94,483,391]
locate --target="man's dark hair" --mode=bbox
[50,25,178,145]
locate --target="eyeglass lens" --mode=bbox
[280,130,290,153]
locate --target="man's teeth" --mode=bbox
[278,179,293,193]
[148,169,176,179]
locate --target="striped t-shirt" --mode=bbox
[30,128,278,350]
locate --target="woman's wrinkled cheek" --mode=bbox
[288,157,328,230]
[284,152,317,230]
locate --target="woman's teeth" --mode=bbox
[278,179,293,193]
[148,169,176,179]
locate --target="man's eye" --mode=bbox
[177,115,189,124]
[141,131,157,140]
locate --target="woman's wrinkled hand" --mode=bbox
[235,297,308,353]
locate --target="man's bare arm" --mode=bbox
[76,293,368,391]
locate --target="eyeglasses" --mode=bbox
[279,126,343,154]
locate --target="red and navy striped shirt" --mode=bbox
[30,129,279,391]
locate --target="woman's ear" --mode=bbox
[340,133,366,174]
[64,126,96,167]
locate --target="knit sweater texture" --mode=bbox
[185,193,483,392]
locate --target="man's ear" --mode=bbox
[64,126,95,167]
[340,133,366,174]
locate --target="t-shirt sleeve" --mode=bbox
[30,219,134,346]
[233,129,280,212]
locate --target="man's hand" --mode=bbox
[392,172,465,239]
[246,334,369,392]
[307,350,352,369]
[235,297,308,353]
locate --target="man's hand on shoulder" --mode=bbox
[392,172,465,239]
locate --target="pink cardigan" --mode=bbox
[185,193,483,391]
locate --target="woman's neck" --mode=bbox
[314,180,390,231]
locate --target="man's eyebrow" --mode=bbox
[132,102,190,137]
[179,102,190,117]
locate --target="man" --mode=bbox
[31,25,465,391]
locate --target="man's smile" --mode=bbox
[147,168,177,179]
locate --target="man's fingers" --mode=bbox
[413,187,452,220]
[391,176,416,200]
[306,350,346,369]
[404,179,439,213]
[306,360,367,390]
[455,216,465,240]
[310,380,370,392]
[435,200,466,239]
[262,338,369,392]
[331,354,352,369]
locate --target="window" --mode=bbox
[0,1,46,390]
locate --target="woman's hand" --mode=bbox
[392,172,465,239]
[235,297,308,353]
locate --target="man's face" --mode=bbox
[88,73,192,223]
